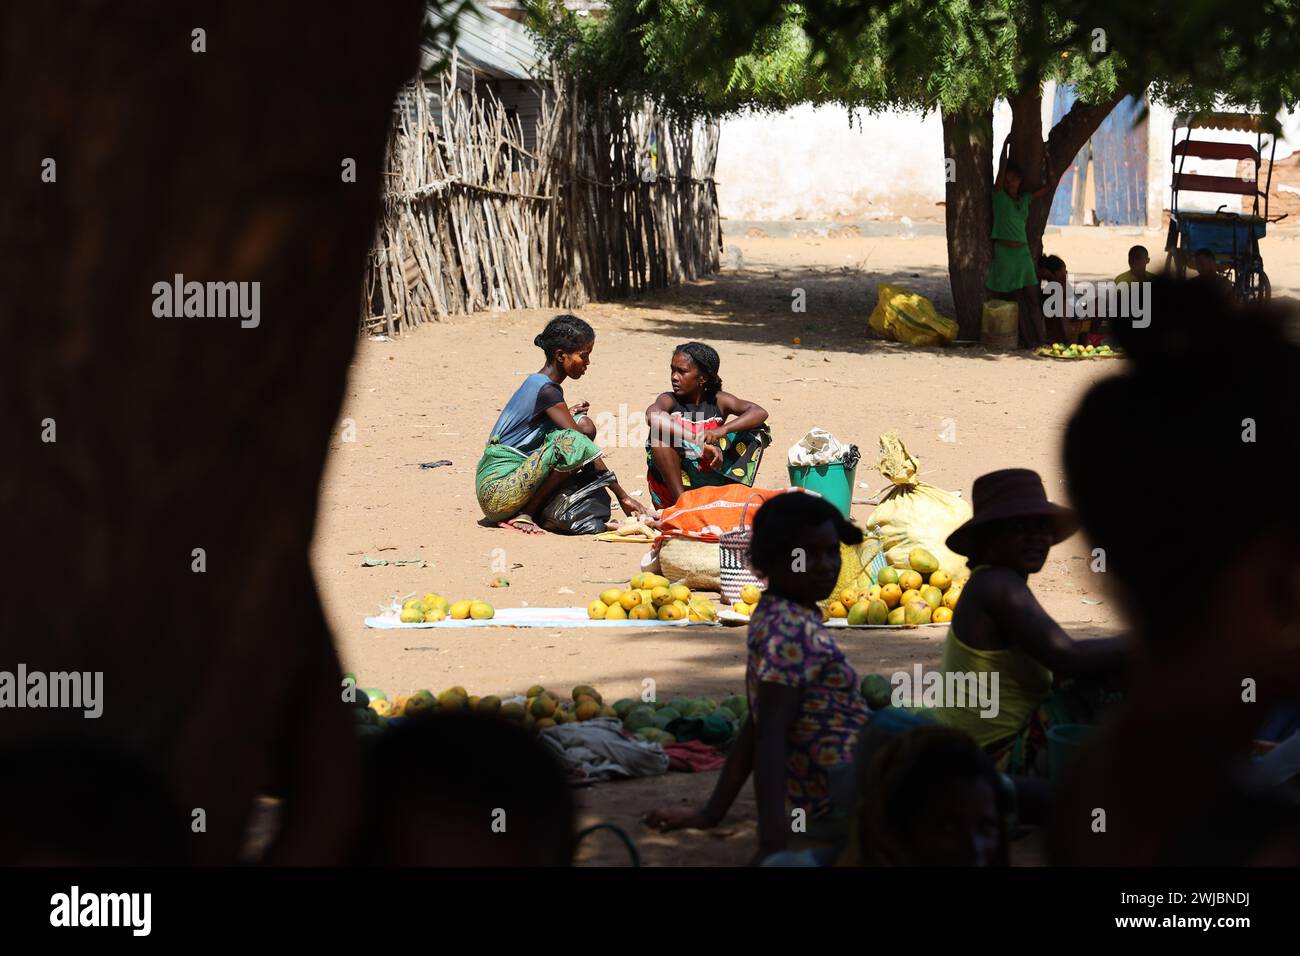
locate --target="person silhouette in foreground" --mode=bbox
[762,724,1010,867]
[0,741,190,865]
[1052,278,1300,865]
[355,712,575,866]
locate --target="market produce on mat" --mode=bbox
[1037,342,1123,359]
[730,583,763,617]
[586,572,719,622]
[829,547,961,626]
[348,678,740,747]
[394,592,494,623]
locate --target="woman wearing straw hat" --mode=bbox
[929,468,1126,775]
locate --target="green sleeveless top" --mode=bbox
[930,566,1053,746]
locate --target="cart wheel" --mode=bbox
[1235,267,1270,303]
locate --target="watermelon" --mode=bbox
[860,674,893,711]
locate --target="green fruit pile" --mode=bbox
[1038,342,1121,359]
[347,675,746,748]
[613,693,746,746]
[347,678,617,737]
[859,674,893,711]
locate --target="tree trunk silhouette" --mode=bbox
[942,106,994,340]
[0,0,424,863]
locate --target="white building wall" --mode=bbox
[717,88,1296,225]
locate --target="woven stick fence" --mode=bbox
[362,59,721,335]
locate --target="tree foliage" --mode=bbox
[529,0,1300,124]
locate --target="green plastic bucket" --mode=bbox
[1046,723,1096,781]
[787,461,857,519]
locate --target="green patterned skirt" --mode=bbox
[475,429,603,522]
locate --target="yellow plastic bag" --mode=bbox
[865,432,972,582]
[868,284,959,347]
[818,537,883,613]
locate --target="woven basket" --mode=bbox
[719,494,768,604]
[658,536,720,591]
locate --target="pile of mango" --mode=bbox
[587,573,719,623]
[348,678,741,747]
[1037,342,1121,359]
[828,547,962,626]
[398,592,494,623]
[352,680,620,736]
[729,584,764,617]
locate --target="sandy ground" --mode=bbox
[313,227,1300,866]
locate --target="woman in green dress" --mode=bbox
[986,143,1056,348]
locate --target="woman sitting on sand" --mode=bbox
[643,342,771,509]
[475,314,644,533]
[931,468,1125,774]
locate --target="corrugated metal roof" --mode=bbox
[423,2,546,80]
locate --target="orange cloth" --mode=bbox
[655,485,783,543]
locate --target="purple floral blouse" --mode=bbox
[746,594,869,815]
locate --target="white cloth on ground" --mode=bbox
[537,718,669,782]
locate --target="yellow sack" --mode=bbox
[818,537,883,614]
[865,432,971,582]
[868,284,959,347]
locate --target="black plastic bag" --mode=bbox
[539,466,614,535]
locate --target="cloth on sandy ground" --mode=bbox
[475,428,601,523]
[663,740,727,773]
[363,607,704,629]
[537,718,668,783]
[645,394,771,509]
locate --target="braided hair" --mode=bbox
[534,314,594,362]
[674,341,722,400]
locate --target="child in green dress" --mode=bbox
[986,142,1057,347]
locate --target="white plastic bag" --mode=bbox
[788,427,848,467]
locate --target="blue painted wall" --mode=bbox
[1049,88,1148,226]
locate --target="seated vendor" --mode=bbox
[1190,247,1232,300]
[1115,244,1151,285]
[644,342,771,509]
[475,314,644,534]
[930,469,1126,775]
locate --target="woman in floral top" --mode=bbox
[645,491,869,863]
